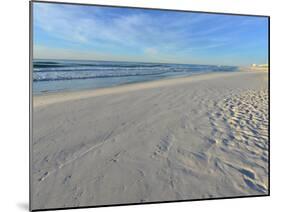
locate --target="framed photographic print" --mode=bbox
[30,1,269,211]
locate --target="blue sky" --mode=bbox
[33,2,268,66]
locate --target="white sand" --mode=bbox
[32,70,269,210]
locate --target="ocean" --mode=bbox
[32,59,238,94]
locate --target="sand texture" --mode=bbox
[32,71,269,209]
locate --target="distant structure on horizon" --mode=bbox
[251,64,268,68]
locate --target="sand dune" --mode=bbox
[32,71,268,209]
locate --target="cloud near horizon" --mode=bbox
[33,2,268,66]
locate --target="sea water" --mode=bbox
[33,59,237,95]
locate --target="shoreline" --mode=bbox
[33,69,267,108]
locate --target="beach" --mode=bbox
[32,70,269,209]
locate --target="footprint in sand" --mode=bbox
[38,171,49,182]
[153,134,175,158]
[243,177,267,193]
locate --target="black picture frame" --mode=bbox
[29,1,270,211]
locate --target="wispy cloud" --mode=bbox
[33,3,268,65]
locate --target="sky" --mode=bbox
[33,2,268,66]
